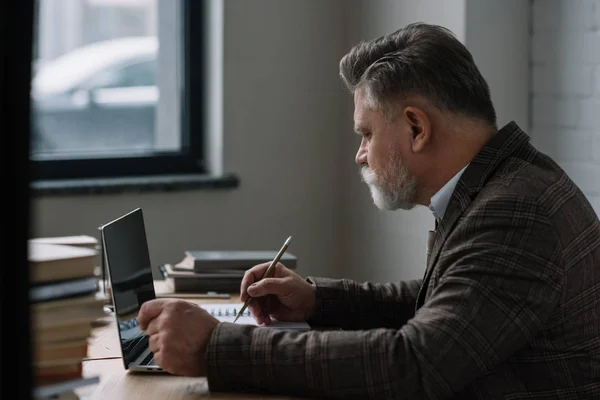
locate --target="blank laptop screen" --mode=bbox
[101,208,155,366]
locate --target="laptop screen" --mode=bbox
[100,208,156,367]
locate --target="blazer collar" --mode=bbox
[461,120,532,198]
[417,121,532,309]
[437,121,531,240]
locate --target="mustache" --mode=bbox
[359,165,369,178]
[360,166,377,184]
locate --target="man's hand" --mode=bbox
[137,298,219,376]
[240,262,316,325]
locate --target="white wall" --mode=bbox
[31,0,346,279]
[530,0,600,214]
[338,0,530,283]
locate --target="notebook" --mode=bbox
[174,250,298,271]
[200,303,310,330]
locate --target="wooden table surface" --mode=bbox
[77,279,303,399]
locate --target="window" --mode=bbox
[86,59,156,89]
[29,0,234,191]
[120,60,156,87]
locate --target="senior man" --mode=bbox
[138,22,600,399]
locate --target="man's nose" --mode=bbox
[355,141,367,165]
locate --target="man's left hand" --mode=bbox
[137,298,220,376]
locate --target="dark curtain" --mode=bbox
[0,0,35,399]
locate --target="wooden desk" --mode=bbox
[78,279,300,399]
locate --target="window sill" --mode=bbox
[31,173,240,196]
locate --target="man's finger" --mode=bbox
[262,313,272,325]
[247,300,264,323]
[152,349,164,369]
[240,263,270,299]
[258,297,272,325]
[145,317,161,336]
[148,332,161,353]
[246,277,287,297]
[138,299,166,330]
[240,271,255,302]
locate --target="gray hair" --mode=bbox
[339,22,497,127]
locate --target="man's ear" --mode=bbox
[404,106,431,153]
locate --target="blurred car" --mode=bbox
[31,36,158,155]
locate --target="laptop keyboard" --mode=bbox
[141,352,156,366]
[119,317,140,331]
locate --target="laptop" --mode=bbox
[99,208,166,373]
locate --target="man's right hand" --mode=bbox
[240,262,316,325]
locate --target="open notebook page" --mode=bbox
[199,302,310,331]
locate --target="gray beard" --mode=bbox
[360,155,418,211]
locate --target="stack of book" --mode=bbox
[28,235,106,399]
[163,250,298,293]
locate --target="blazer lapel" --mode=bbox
[415,121,533,310]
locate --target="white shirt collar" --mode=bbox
[429,165,468,222]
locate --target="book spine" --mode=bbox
[172,278,240,293]
[192,260,297,271]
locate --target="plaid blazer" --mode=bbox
[206,121,600,399]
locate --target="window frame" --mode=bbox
[30,0,209,182]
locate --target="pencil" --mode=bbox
[233,236,292,323]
